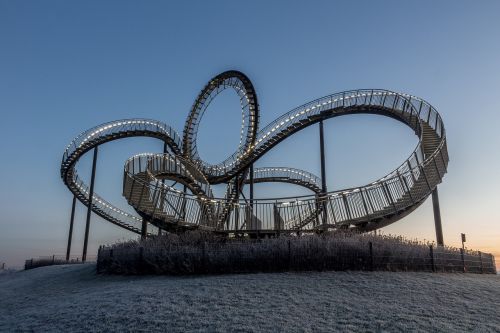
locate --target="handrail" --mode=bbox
[61,71,448,235]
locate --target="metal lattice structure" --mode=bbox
[61,70,449,258]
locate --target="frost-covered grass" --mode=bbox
[98,232,496,275]
[0,264,499,332]
[0,268,18,275]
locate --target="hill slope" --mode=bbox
[0,264,499,332]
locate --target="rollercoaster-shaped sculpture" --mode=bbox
[61,70,448,237]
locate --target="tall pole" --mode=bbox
[66,195,77,261]
[235,178,240,230]
[249,164,254,207]
[432,187,444,246]
[249,164,254,235]
[319,120,328,229]
[319,121,327,194]
[82,146,98,262]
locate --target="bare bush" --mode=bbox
[97,231,496,275]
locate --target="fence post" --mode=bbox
[1,263,4,270]
[96,246,101,273]
[202,242,207,274]
[52,255,55,264]
[429,245,435,272]
[460,248,466,273]
[136,247,145,273]
[369,242,374,271]
[288,239,291,271]
[479,251,483,274]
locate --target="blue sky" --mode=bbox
[1,1,499,267]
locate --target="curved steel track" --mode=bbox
[61,71,448,235]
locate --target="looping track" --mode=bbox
[61,71,448,235]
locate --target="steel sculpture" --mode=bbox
[61,70,449,260]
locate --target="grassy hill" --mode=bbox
[1,264,499,332]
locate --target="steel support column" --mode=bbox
[82,146,98,262]
[319,120,328,229]
[234,178,240,230]
[66,195,76,261]
[249,164,254,206]
[432,187,444,246]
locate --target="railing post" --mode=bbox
[288,239,291,271]
[82,146,98,263]
[406,159,417,184]
[431,187,444,246]
[342,194,352,220]
[66,195,77,261]
[382,182,397,213]
[273,203,281,235]
[202,242,207,273]
[399,171,414,204]
[96,246,101,273]
[429,245,435,272]
[139,247,144,271]
[359,189,369,216]
[369,241,374,271]
[460,248,466,273]
[479,251,483,274]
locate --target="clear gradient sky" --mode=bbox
[1,1,499,268]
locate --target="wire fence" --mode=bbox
[24,255,97,270]
[96,233,496,275]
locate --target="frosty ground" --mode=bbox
[0,265,498,332]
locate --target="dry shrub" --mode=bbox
[97,231,496,275]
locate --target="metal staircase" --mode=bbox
[61,72,448,236]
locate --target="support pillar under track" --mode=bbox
[432,187,444,246]
[319,120,328,230]
[66,195,76,261]
[82,146,98,262]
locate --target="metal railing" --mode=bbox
[122,89,448,232]
[60,119,183,233]
[61,80,448,235]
